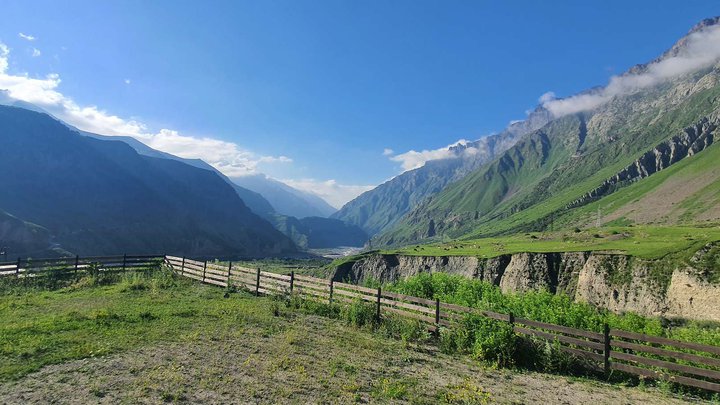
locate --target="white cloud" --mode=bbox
[542,24,720,117]
[382,148,394,156]
[0,44,9,72]
[124,78,131,84]
[390,139,471,171]
[18,33,35,41]
[280,178,374,209]
[31,48,41,57]
[538,91,556,104]
[0,41,292,179]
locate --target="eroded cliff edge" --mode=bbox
[331,248,720,321]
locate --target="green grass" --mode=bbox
[1,270,716,402]
[0,272,275,380]
[224,257,332,278]
[382,225,720,261]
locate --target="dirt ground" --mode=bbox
[0,313,700,404]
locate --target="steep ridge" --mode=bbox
[0,105,296,258]
[377,19,720,246]
[0,209,58,258]
[567,113,717,209]
[82,132,277,218]
[332,107,552,236]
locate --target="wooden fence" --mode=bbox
[0,254,162,278]
[2,253,719,393]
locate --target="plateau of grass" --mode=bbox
[384,225,720,261]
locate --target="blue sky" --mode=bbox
[0,1,718,207]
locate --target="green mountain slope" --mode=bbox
[377,23,720,247]
[332,107,552,236]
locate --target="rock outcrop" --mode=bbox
[567,114,717,209]
[332,249,720,322]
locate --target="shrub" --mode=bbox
[440,314,516,367]
[378,314,431,344]
[284,294,340,319]
[341,299,378,328]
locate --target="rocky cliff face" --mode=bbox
[332,249,720,321]
[567,113,718,209]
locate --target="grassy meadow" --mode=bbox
[383,225,720,261]
[0,269,707,403]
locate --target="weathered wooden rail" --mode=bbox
[0,254,162,278]
[2,253,719,393]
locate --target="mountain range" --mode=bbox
[354,17,720,247]
[3,17,719,258]
[0,105,297,258]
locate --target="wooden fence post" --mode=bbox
[603,323,611,375]
[202,260,207,283]
[435,298,441,336]
[508,311,515,326]
[255,268,261,296]
[376,287,382,321]
[227,261,232,288]
[289,271,295,293]
[181,256,185,276]
[122,254,127,272]
[329,280,334,304]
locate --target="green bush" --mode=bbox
[440,314,516,367]
[283,294,340,319]
[341,299,378,328]
[378,314,431,344]
[515,337,589,375]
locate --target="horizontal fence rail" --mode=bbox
[0,254,163,278]
[162,255,720,394]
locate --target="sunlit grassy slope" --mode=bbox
[385,225,720,260]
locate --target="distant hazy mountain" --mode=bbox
[0,105,296,258]
[332,107,552,236]
[270,215,368,249]
[232,174,336,218]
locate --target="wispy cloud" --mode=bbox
[31,48,41,57]
[280,178,374,209]
[18,33,35,41]
[382,148,394,156]
[124,78,131,85]
[389,139,474,171]
[0,42,292,179]
[542,24,720,117]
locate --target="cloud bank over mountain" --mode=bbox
[0,41,366,206]
[541,23,720,117]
